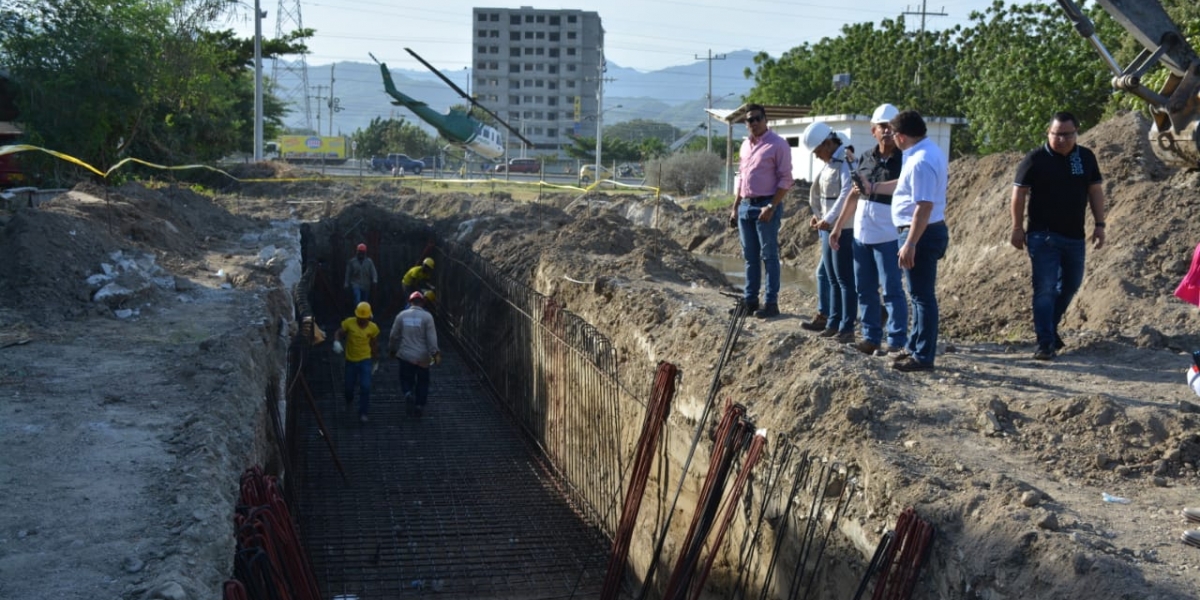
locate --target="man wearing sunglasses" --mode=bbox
[1011,111,1106,360]
[730,104,793,318]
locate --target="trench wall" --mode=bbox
[294,203,873,600]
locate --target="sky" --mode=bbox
[226,0,1030,73]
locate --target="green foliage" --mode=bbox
[604,119,680,144]
[957,1,1114,153]
[747,17,963,119]
[562,134,596,161]
[638,137,668,160]
[350,117,439,159]
[0,0,306,177]
[645,152,723,195]
[740,1,1180,156]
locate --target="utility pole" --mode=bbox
[903,0,946,33]
[328,64,336,136]
[696,50,726,153]
[591,53,616,180]
[903,1,946,87]
[252,0,266,161]
[311,85,328,136]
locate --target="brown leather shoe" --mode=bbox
[800,314,828,331]
[835,331,856,344]
[818,327,839,338]
[852,340,879,355]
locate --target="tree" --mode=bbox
[603,119,680,144]
[745,17,962,119]
[350,117,438,160]
[957,1,1116,153]
[0,0,307,178]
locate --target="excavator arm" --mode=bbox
[1057,0,1200,167]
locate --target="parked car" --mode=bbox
[388,154,424,174]
[493,158,540,174]
[578,164,613,185]
[370,153,425,174]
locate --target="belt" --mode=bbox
[865,195,893,205]
[742,195,774,206]
[897,220,943,234]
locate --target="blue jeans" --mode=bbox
[344,358,372,416]
[821,229,858,333]
[351,284,368,305]
[1027,231,1085,349]
[815,252,830,319]
[853,238,908,347]
[738,201,783,305]
[899,221,949,365]
[398,360,431,407]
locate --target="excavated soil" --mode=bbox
[3,111,1200,599]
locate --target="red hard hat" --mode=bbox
[356,243,367,252]
[408,291,424,302]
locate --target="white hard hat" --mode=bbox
[802,122,834,152]
[871,103,899,124]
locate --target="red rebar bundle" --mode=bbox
[870,507,935,600]
[223,466,322,600]
[600,361,678,600]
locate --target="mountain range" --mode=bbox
[271,50,760,138]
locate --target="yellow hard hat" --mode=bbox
[355,302,372,319]
[423,258,435,269]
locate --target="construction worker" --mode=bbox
[389,291,440,418]
[402,257,435,299]
[344,243,378,306]
[333,301,380,423]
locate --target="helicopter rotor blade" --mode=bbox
[405,48,471,99]
[404,47,534,148]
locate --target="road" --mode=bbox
[299,162,642,186]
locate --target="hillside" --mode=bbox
[274,51,758,136]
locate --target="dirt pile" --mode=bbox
[940,110,1200,348]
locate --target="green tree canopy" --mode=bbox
[351,117,439,159]
[740,1,1173,155]
[745,16,962,119]
[956,1,1116,153]
[0,0,305,178]
[603,119,680,144]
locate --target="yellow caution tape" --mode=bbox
[0,144,662,199]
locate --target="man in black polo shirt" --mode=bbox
[1011,111,1107,360]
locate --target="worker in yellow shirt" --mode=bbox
[402,257,435,299]
[333,301,380,423]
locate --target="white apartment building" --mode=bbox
[471,7,604,155]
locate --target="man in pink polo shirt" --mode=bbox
[728,103,793,319]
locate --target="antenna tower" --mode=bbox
[271,0,313,131]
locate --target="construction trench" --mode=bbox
[247,206,930,600]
